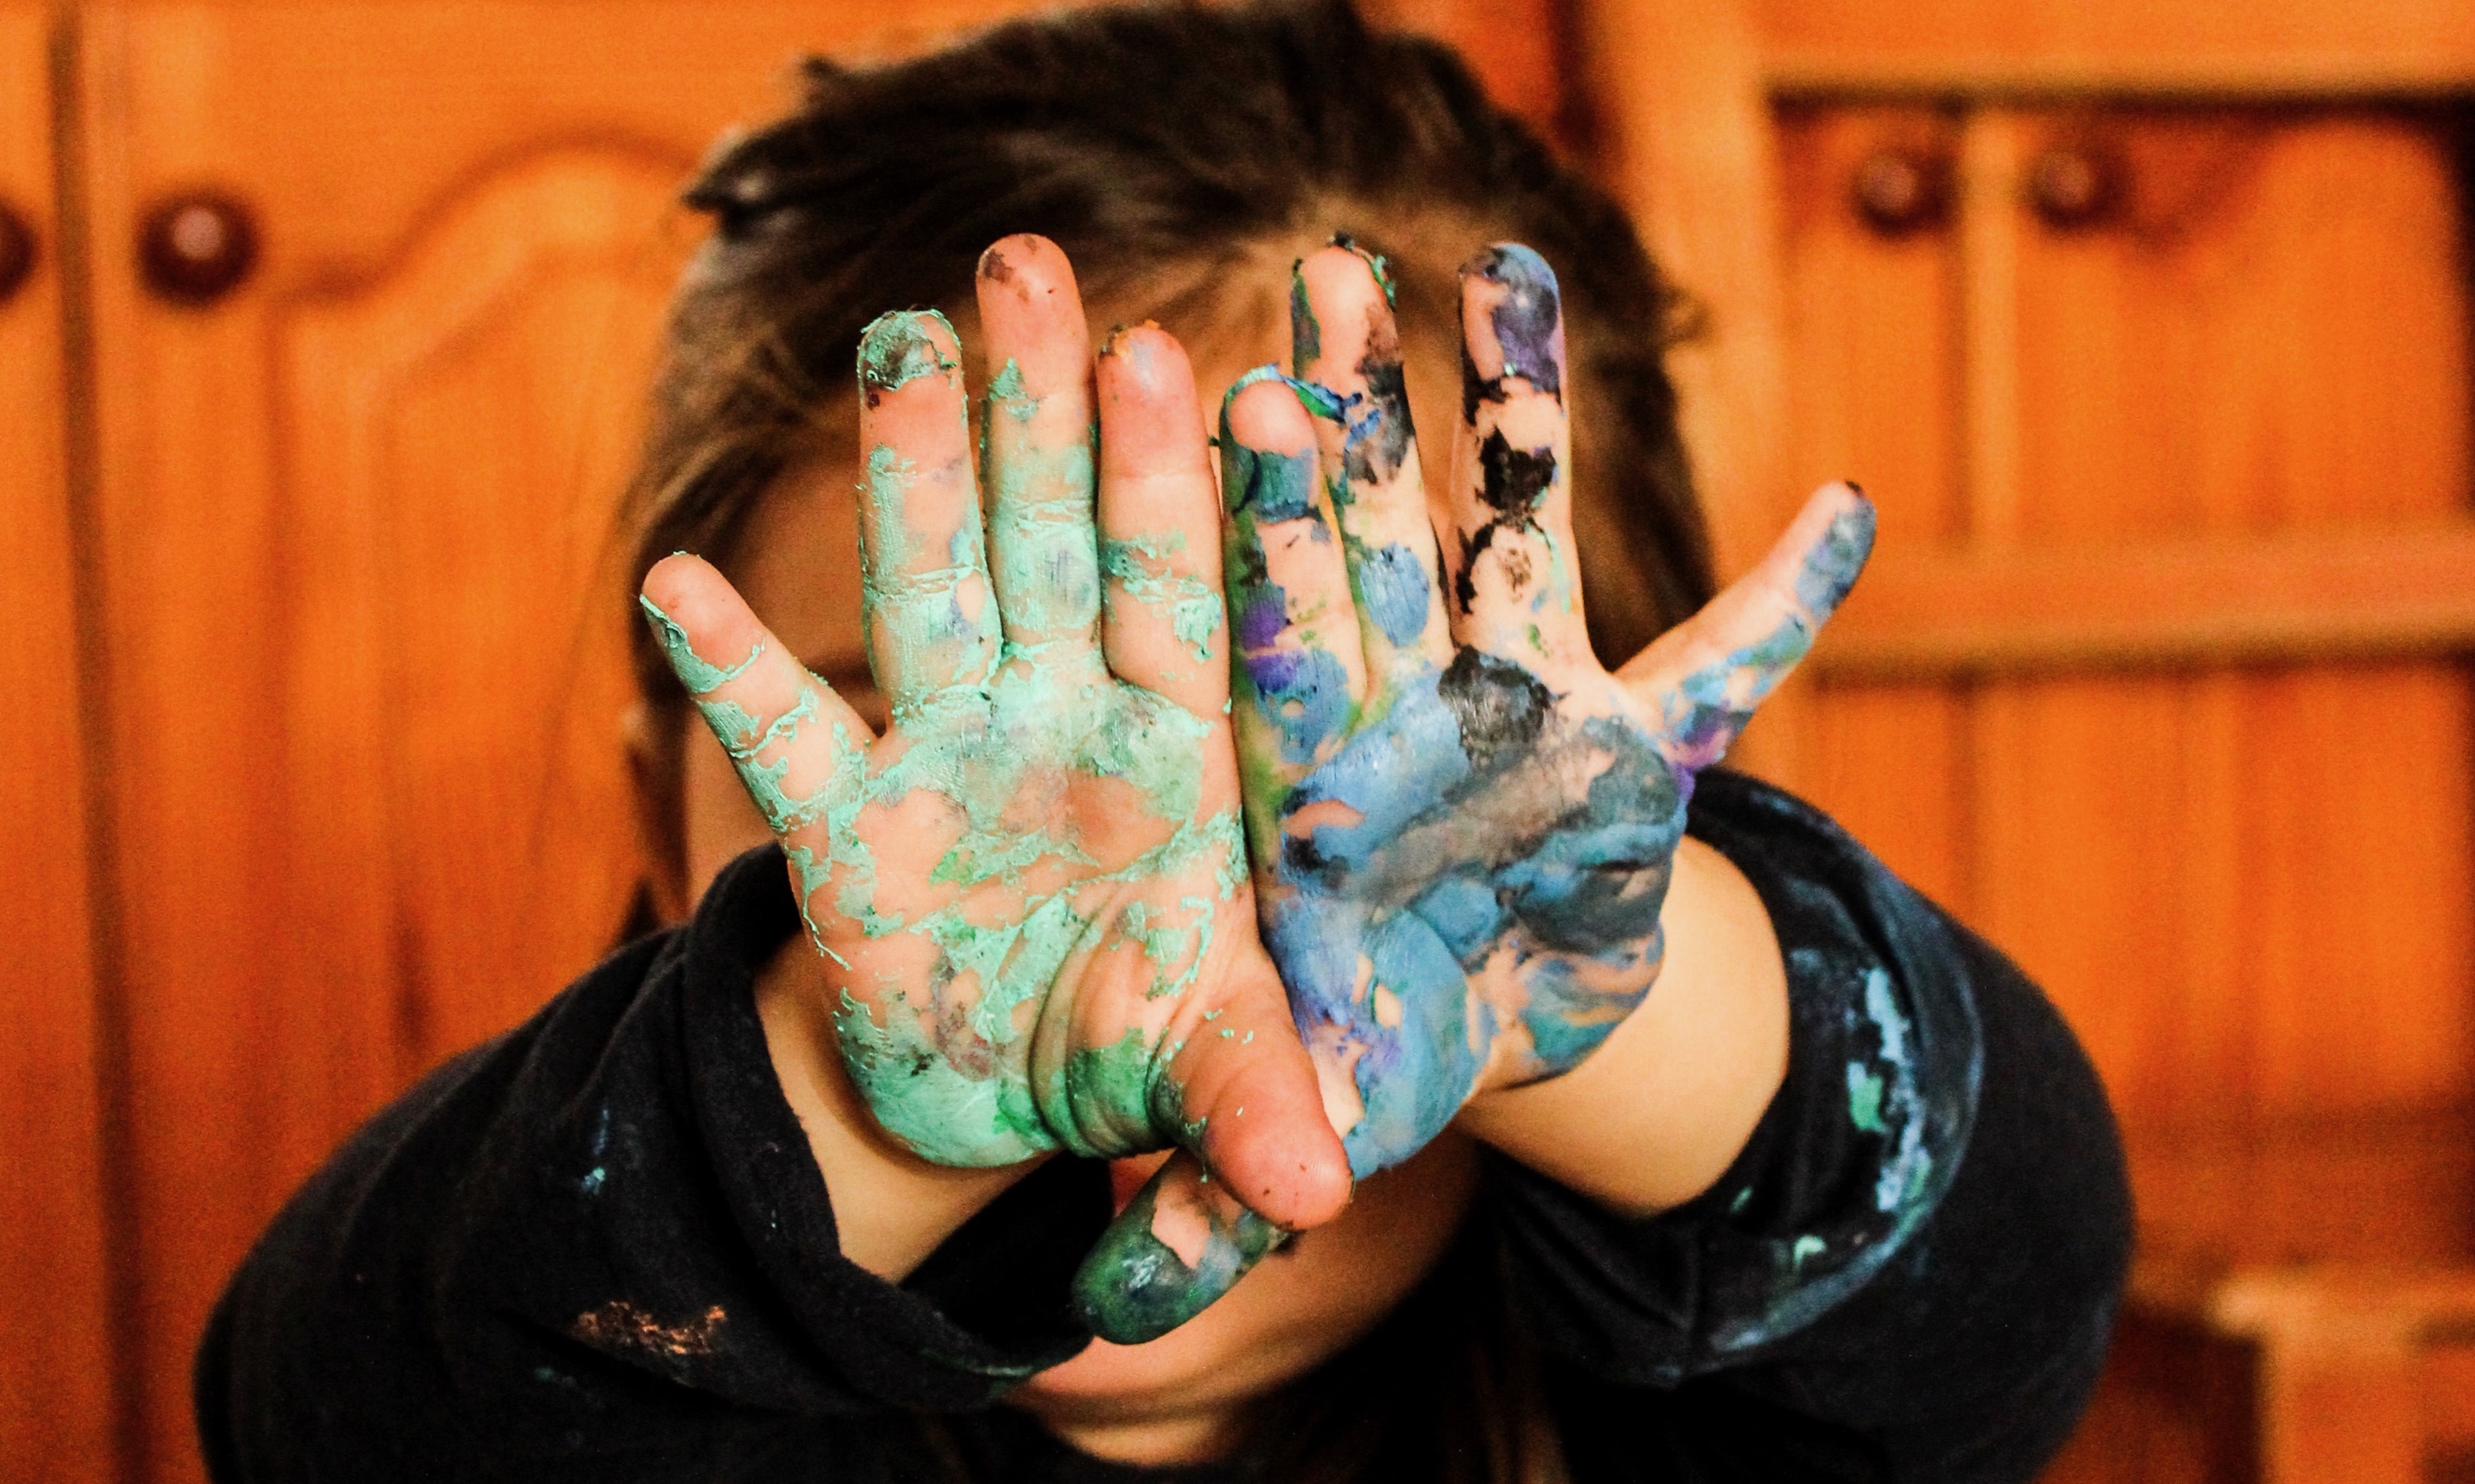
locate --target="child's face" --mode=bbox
[672,335,1484,1462]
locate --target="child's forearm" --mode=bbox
[755,938,1042,1281]
[1455,837,1789,1219]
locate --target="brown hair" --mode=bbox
[624,3,1706,1475]
[623,0,1714,881]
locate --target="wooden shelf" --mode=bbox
[1810,521,2475,677]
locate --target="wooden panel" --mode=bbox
[1773,102,1977,905]
[1818,522,2475,674]
[73,6,1015,1479]
[0,6,119,1481]
[2014,113,2470,542]
[1757,0,2475,94]
[279,151,683,1088]
[2124,1110,2475,1265]
[1982,109,2474,1131]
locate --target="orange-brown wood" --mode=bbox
[0,5,119,1480]
[1771,102,1974,903]
[1817,522,2475,675]
[2109,1252,2475,1484]
[1765,69,2475,1484]
[69,6,1050,1478]
[1756,0,2475,94]
[1787,102,2475,1140]
[1568,0,1823,788]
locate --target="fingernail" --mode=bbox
[856,308,960,398]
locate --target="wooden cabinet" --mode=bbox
[1783,99,2475,1132]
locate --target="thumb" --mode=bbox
[1076,956,1350,1343]
[1074,1152,1287,1344]
[1616,482,1874,771]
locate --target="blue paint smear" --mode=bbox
[1465,244,1564,402]
[1243,645,1352,764]
[1407,873,1506,963]
[1282,669,1470,877]
[1224,439,1320,525]
[1357,542,1431,648]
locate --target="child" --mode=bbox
[198,5,2129,1481]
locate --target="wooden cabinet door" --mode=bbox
[0,5,119,1481]
[60,4,1565,1480]
[1781,99,2475,1241]
[69,4,1039,1477]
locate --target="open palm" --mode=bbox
[638,237,1346,1312]
[1227,243,1875,1177]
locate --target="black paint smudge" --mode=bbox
[1437,646,1554,772]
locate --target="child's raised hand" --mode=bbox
[639,236,1349,1325]
[1086,242,1873,1329]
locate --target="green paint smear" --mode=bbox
[858,307,960,392]
[1846,1063,1888,1135]
[988,357,1031,409]
[1288,270,1321,373]
[795,653,1245,1166]
[638,593,761,694]
[1102,532,1223,662]
[834,987,1050,1166]
[682,329,1266,1182]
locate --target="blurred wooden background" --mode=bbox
[4,0,2472,1480]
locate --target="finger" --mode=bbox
[1221,369,1367,853]
[1442,244,1591,676]
[976,235,1106,666]
[1071,950,1348,1343]
[1158,952,1352,1229]
[638,553,872,938]
[1074,1151,1287,1343]
[856,309,1000,722]
[1616,482,1876,771]
[1289,242,1454,685]
[1095,323,1228,716]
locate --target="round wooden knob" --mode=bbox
[2028,147,2118,228]
[138,191,259,304]
[1851,147,1950,235]
[0,199,35,305]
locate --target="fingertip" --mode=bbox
[1459,243,1565,402]
[638,552,745,643]
[1221,369,1316,455]
[977,232,1068,290]
[1189,1057,1354,1230]
[638,550,709,610]
[1459,239,1560,295]
[1274,1132,1354,1230]
[1098,321,1192,398]
[1296,242,1389,314]
[857,307,963,399]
